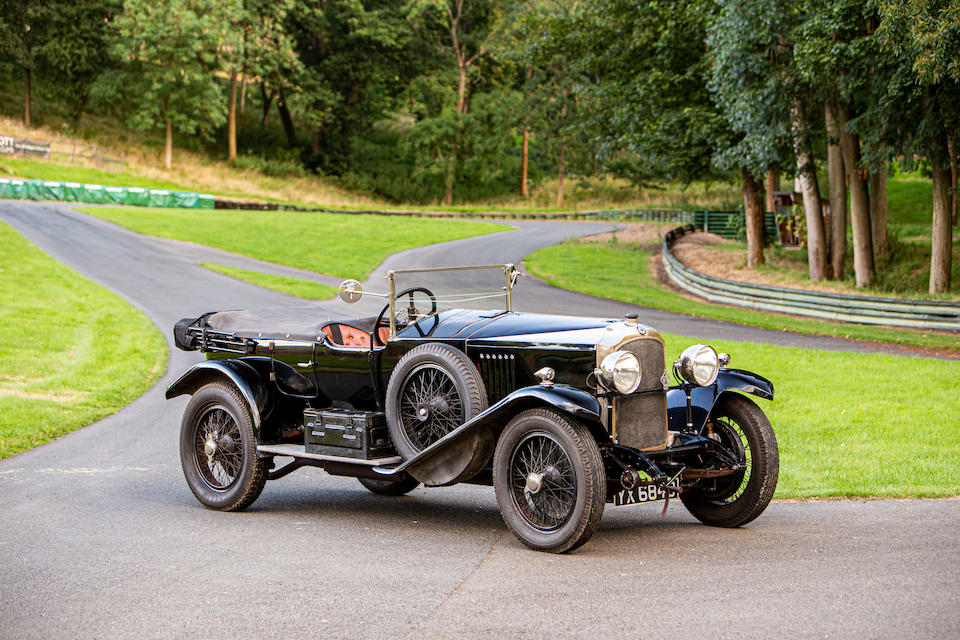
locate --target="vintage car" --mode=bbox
[167,264,778,553]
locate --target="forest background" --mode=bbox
[0,0,957,293]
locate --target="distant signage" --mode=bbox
[0,135,51,158]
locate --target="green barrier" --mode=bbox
[0,177,214,209]
[105,186,128,204]
[126,187,150,207]
[82,184,109,204]
[42,180,65,200]
[63,182,83,202]
[197,194,215,209]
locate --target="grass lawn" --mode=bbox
[0,222,167,459]
[201,263,337,299]
[76,206,512,280]
[526,243,960,351]
[658,333,960,499]
[0,156,188,191]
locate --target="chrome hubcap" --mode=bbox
[525,472,544,494]
[204,433,218,462]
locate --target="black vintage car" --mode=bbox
[168,264,778,553]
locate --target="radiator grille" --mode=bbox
[477,352,516,404]
[613,338,667,450]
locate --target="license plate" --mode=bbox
[613,483,669,507]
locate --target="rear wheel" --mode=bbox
[680,394,778,527]
[179,382,267,511]
[493,409,606,553]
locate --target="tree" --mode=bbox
[0,1,59,127]
[95,0,228,169]
[873,0,960,293]
[406,0,506,205]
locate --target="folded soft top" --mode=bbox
[174,306,379,350]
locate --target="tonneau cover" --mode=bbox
[174,306,378,350]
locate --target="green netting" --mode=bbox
[126,187,150,207]
[63,182,84,201]
[42,181,65,200]
[105,186,128,204]
[0,177,214,209]
[82,184,109,204]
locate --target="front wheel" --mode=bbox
[680,393,778,527]
[493,409,606,553]
[179,382,267,511]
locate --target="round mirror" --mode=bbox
[338,279,363,303]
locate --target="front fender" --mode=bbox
[165,360,269,432]
[376,384,601,477]
[667,368,774,432]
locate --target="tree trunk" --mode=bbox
[838,106,874,288]
[742,168,765,268]
[869,170,889,255]
[521,128,529,197]
[930,158,953,293]
[260,82,273,127]
[24,67,31,127]
[276,85,297,148]
[825,103,847,280]
[765,168,780,212]
[444,68,469,207]
[793,99,828,280]
[312,130,320,155]
[949,134,958,226]
[228,70,238,162]
[164,117,173,170]
[239,75,247,115]
[556,145,565,208]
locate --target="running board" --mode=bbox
[256,444,402,467]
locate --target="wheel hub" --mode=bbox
[204,433,218,462]
[525,472,544,494]
[416,406,430,422]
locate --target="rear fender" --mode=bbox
[667,368,773,432]
[376,384,602,478]
[165,360,270,435]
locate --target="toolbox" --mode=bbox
[304,408,395,459]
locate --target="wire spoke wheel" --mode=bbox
[680,394,778,528]
[510,432,577,531]
[194,407,243,491]
[698,417,751,504]
[493,409,605,553]
[398,364,464,450]
[179,382,267,511]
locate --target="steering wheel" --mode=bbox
[373,287,437,346]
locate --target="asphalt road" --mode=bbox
[1,201,957,639]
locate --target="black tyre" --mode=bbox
[385,343,489,482]
[358,475,421,496]
[179,382,268,511]
[680,394,779,527]
[493,408,606,553]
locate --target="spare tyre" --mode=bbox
[385,343,491,486]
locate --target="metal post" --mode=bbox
[504,265,513,311]
[387,271,397,340]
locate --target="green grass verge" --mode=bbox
[0,222,167,459]
[1,156,188,190]
[201,263,337,299]
[658,333,959,498]
[77,207,512,280]
[525,243,960,351]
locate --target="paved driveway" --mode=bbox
[1,202,957,639]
